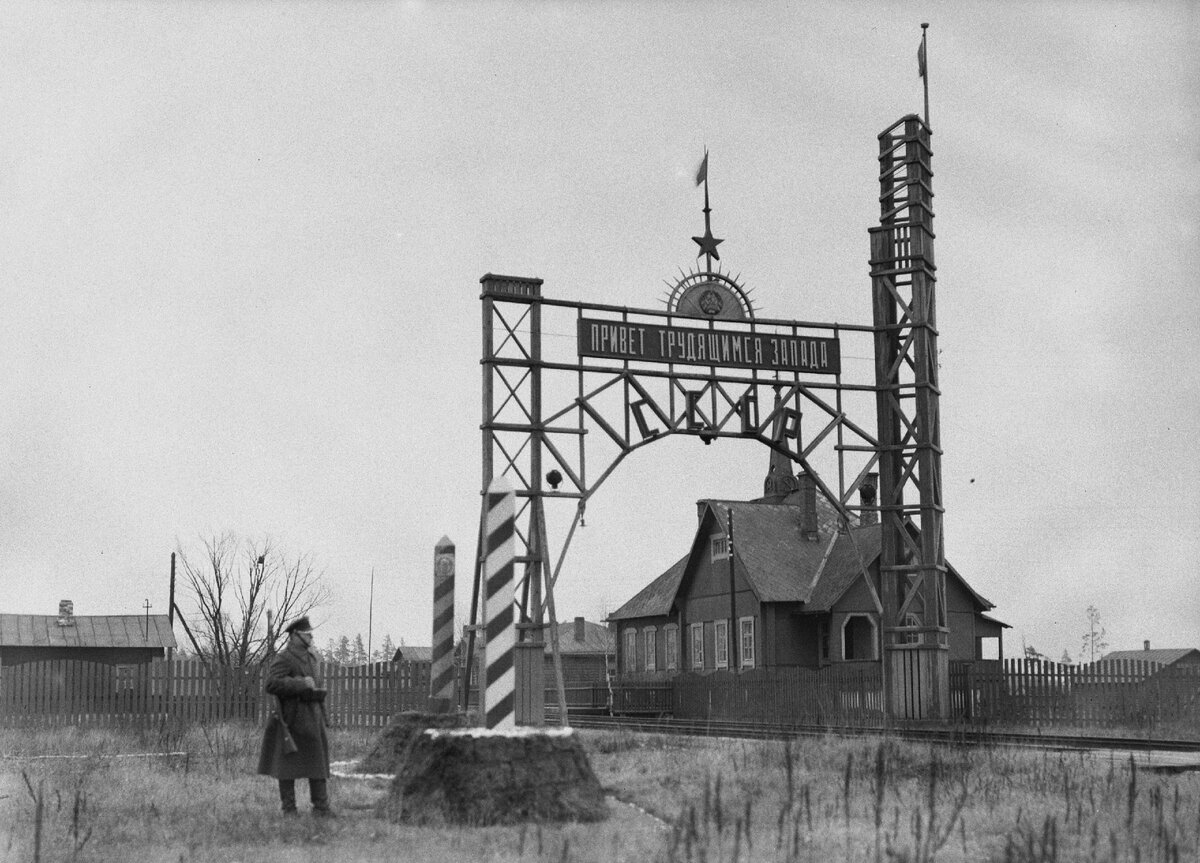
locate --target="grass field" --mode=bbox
[1,720,1198,862]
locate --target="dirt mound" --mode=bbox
[377,728,608,825]
[355,711,467,774]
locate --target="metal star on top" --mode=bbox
[692,228,723,260]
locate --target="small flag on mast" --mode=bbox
[695,151,708,186]
[918,23,931,129]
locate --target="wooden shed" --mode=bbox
[543,617,614,687]
[0,601,176,666]
[1100,646,1200,668]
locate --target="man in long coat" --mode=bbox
[257,616,333,815]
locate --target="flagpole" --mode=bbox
[702,169,713,273]
[696,150,710,273]
[921,23,930,130]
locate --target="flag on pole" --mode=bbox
[917,40,926,78]
[695,151,708,186]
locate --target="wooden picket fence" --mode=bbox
[7,656,1196,734]
[670,664,885,727]
[0,658,433,728]
[950,658,1200,732]
[611,660,1199,735]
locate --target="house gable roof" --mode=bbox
[608,554,688,621]
[805,524,881,611]
[0,614,177,650]
[705,500,834,604]
[610,496,998,621]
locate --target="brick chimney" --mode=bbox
[798,471,819,541]
[859,473,879,526]
[57,600,75,627]
[1144,640,1150,651]
[574,617,586,643]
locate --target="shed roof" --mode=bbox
[1100,648,1200,666]
[392,645,433,663]
[0,614,176,650]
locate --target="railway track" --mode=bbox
[557,712,1200,756]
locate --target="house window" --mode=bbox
[690,623,704,669]
[643,628,657,672]
[902,612,921,645]
[710,535,729,561]
[714,620,729,669]
[623,628,638,672]
[842,614,878,660]
[739,617,756,668]
[818,618,830,663]
[664,624,679,671]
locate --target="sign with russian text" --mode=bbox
[577,318,840,375]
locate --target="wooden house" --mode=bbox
[0,601,176,666]
[608,456,1005,677]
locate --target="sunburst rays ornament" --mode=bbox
[664,150,756,321]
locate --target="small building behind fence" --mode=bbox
[545,617,613,687]
[0,600,176,666]
[1101,643,1200,670]
[0,656,433,728]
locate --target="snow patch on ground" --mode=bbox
[329,760,390,779]
[423,726,575,739]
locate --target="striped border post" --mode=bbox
[483,476,516,730]
[430,536,456,708]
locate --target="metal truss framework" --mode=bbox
[469,279,881,720]
[467,113,947,724]
[871,115,948,720]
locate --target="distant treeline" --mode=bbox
[317,633,397,666]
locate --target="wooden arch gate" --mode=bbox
[469,115,946,724]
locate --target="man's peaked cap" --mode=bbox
[284,616,313,634]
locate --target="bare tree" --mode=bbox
[176,532,332,667]
[1080,604,1109,664]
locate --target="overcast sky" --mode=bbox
[2,2,1196,663]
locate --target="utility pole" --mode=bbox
[727,510,738,671]
[368,567,375,662]
[167,552,176,662]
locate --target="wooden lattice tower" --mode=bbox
[870,115,949,720]
[474,275,553,725]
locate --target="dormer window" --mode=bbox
[710,535,729,561]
